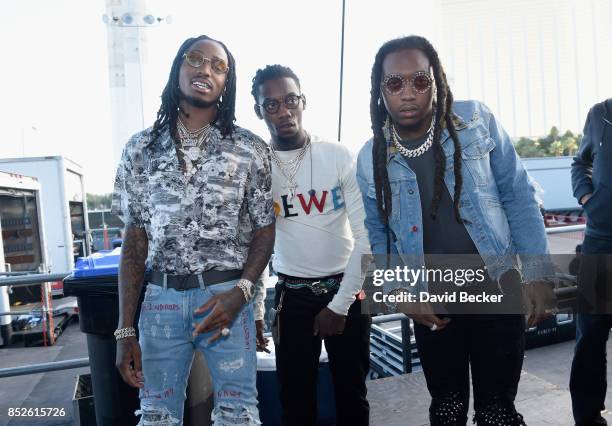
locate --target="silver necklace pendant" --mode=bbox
[182,138,198,148]
[271,139,310,201]
[180,147,202,176]
[285,181,298,200]
[181,146,201,162]
[183,157,194,175]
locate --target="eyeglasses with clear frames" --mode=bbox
[257,93,305,114]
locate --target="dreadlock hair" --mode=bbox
[370,35,463,230]
[250,64,301,102]
[151,35,237,142]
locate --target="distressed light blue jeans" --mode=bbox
[137,280,260,425]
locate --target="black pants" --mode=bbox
[413,314,526,426]
[570,235,612,426]
[570,314,612,425]
[274,282,371,426]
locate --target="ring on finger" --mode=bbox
[430,323,438,331]
[221,327,231,337]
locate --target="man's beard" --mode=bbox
[180,90,220,109]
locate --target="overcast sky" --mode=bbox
[1,0,609,194]
[0,0,440,194]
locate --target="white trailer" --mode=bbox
[0,157,90,274]
[0,171,48,344]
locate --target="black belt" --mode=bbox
[148,270,243,291]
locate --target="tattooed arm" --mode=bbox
[118,225,149,328]
[241,223,275,283]
[111,135,150,387]
[115,225,148,389]
[241,139,275,283]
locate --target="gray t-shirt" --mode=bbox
[399,136,478,255]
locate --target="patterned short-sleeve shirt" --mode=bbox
[111,124,274,274]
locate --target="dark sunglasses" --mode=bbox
[382,71,433,96]
[257,93,304,114]
[183,51,229,75]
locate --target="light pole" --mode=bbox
[101,0,171,167]
[337,0,346,142]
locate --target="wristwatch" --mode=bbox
[386,287,409,313]
[236,278,255,302]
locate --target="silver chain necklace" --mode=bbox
[270,137,311,200]
[177,117,212,148]
[176,117,213,175]
[390,110,436,158]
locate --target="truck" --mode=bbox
[521,156,580,213]
[0,157,91,276]
[0,171,48,344]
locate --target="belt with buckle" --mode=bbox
[277,273,343,295]
[148,270,243,291]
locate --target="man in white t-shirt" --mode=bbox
[251,64,371,426]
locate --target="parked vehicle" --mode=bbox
[0,171,49,342]
[522,156,580,213]
[0,156,90,274]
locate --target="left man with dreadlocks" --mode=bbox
[356,35,556,426]
[111,35,274,425]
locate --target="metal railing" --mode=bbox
[546,224,586,235]
[0,272,70,288]
[0,272,71,319]
[0,271,72,349]
[0,358,89,379]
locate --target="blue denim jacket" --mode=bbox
[356,100,553,294]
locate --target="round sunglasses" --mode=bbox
[183,51,229,75]
[382,71,433,96]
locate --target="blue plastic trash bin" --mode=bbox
[63,248,140,426]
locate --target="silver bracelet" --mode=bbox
[114,327,136,341]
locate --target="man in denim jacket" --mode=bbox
[570,98,612,426]
[357,36,555,426]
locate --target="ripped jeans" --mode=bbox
[137,280,260,425]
